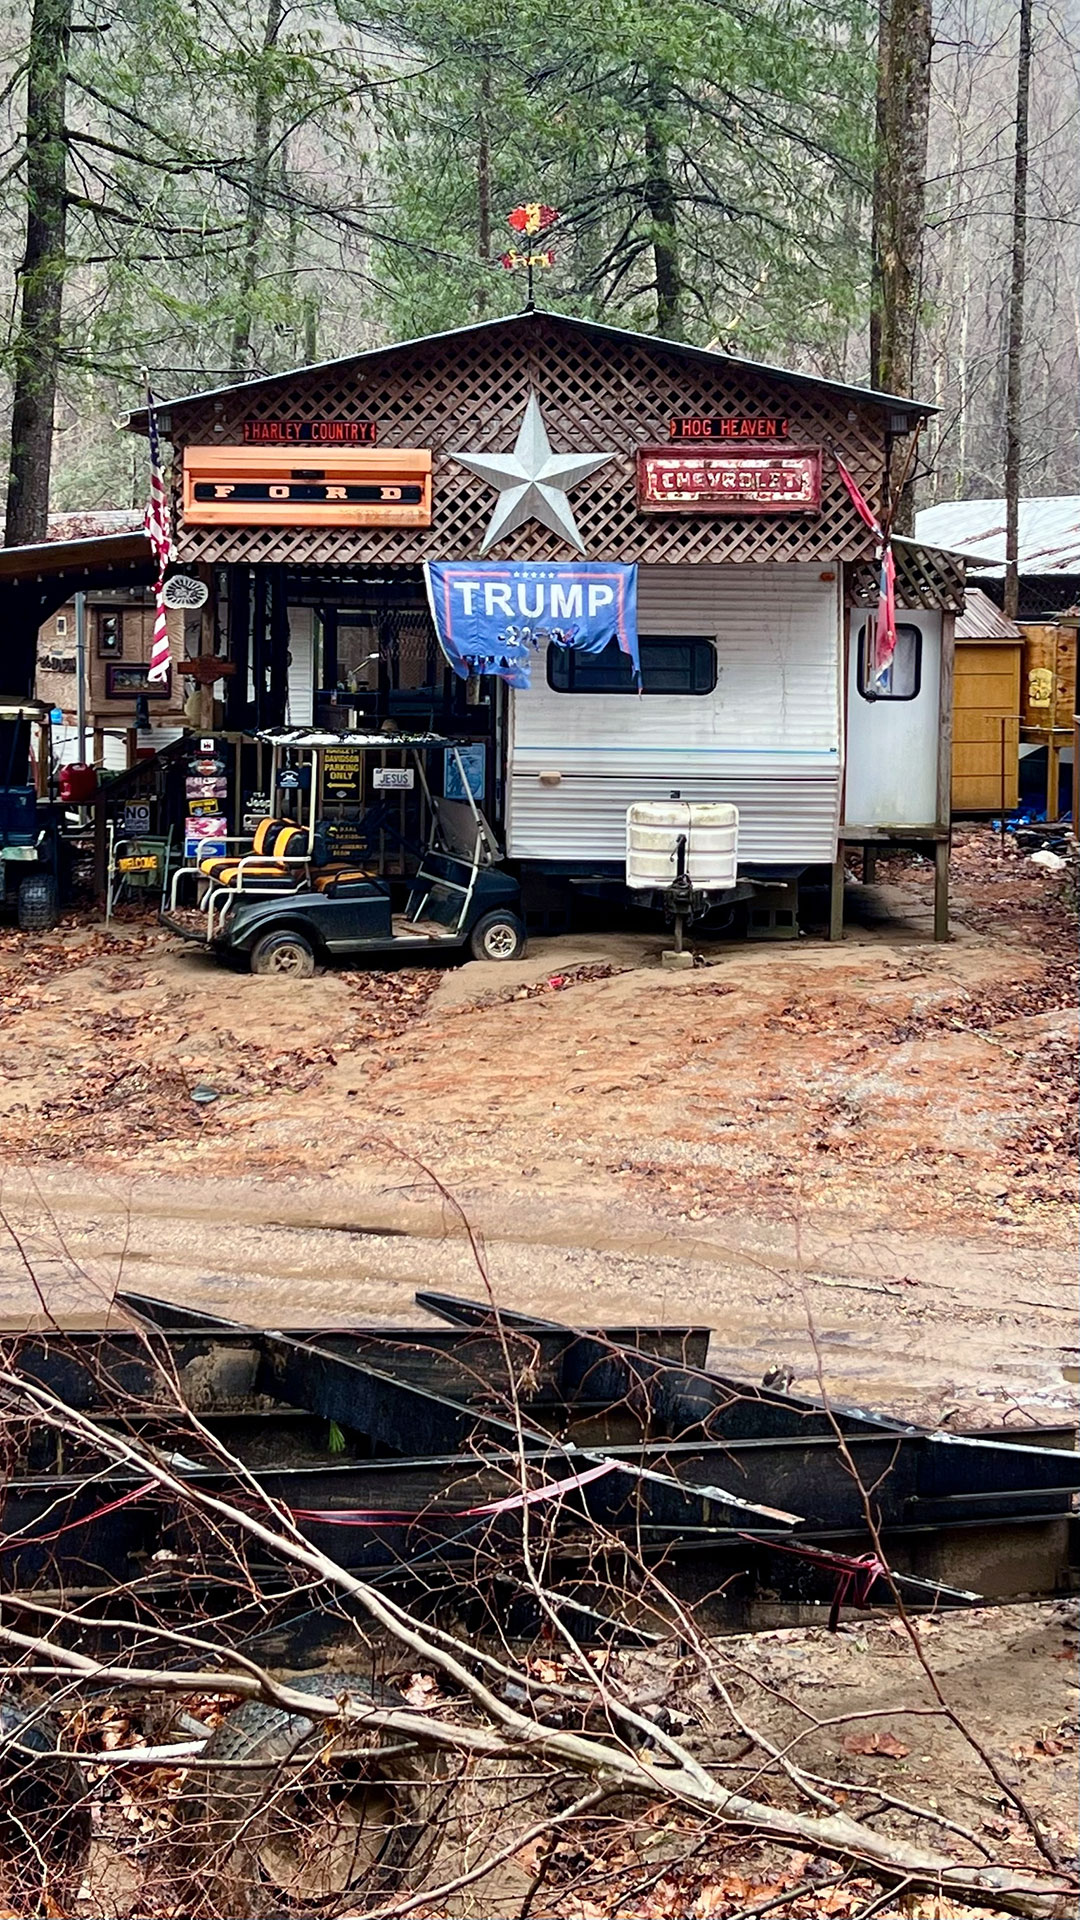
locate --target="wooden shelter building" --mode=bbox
[951,588,1023,813]
[4,311,966,934]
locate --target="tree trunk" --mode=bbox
[4,0,73,548]
[870,0,932,532]
[476,58,492,315]
[642,78,683,339]
[1003,0,1032,623]
[229,0,283,379]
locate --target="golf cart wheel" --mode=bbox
[16,873,59,931]
[469,911,525,962]
[179,1672,443,1918]
[249,929,316,977]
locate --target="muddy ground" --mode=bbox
[0,826,1077,1917]
[0,827,1074,1429]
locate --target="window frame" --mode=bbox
[856,620,923,703]
[546,633,717,697]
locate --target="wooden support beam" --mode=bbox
[829,849,845,941]
[933,836,950,941]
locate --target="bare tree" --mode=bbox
[4,0,73,547]
[871,0,932,529]
[1004,0,1033,619]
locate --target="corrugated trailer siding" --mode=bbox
[508,564,841,863]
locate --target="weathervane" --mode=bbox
[500,204,558,309]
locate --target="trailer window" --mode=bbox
[856,622,922,701]
[547,635,716,695]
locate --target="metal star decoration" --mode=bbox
[452,392,616,555]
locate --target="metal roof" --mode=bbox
[915,497,1080,577]
[0,529,154,584]
[126,310,936,434]
[954,587,1022,642]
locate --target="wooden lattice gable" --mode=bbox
[161,313,901,572]
[848,539,965,614]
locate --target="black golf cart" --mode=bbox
[0,701,69,930]
[163,729,525,976]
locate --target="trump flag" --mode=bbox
[424,561,638,689]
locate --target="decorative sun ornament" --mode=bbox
[451,393,616,555]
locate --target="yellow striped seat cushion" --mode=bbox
[202,860,299,889]
[311,867,375,893]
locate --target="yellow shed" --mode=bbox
[951,588,1023,813]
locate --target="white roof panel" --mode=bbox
[915,497,1080,576]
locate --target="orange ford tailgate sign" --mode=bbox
[182,445,432,527]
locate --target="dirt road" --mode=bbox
[1,830,1074,1427]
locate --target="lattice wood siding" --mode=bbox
[168,315,887,572]
[849,544,965,613]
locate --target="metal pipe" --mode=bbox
[74,591,87,763]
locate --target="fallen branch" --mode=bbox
[0,1368,1075,1917]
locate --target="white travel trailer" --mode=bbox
[502,551,955,936]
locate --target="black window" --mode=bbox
[856,621,922,701]
[547,635,716,695]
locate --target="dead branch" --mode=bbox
[0,1366,1074,1917]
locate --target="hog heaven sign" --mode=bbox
[424,561,639,689]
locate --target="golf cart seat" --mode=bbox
[198,817,309,889]
[310,865,381,897]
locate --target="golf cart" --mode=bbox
[0,701,69,930]
[163,729,525,976]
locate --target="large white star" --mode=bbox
[452,392,615,555]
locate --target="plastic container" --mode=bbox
[58,763,96,803]
[625,800,739,891]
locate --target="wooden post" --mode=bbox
[863,847,877,885]
[1047,731,1060,820]
[829,848,845,941]
[933,837,949,941]
[196,563,216,732]
[93,796,107,904]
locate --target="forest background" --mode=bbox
[0,0,1076,527]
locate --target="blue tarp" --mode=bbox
[424,561,639,689]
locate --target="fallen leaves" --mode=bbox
[509,962,622,1002]
[400,1671,442,1709]
[841,1728,910,1759]
[1011,1719,1078,1763]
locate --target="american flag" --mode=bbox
[834,454,897,685]
[144,384,175,684]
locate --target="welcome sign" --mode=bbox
[424,562,638,688]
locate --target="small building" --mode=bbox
[37,586,189,770]
[3,311,965,934]
[1,513,189,772]
[917,495,1079,817]
[951,588,1023,813]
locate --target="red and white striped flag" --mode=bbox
[144,383,175,684]
[833,454,898,686]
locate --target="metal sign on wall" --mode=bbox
[182,446,433,527]
[667,416,790,442]
[637,447,822,515]
[242,419,377,445]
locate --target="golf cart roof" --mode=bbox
[257,727,458,750]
